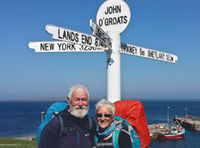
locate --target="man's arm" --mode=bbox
[38,117,60,148]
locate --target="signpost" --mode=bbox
[95,0,131,102]
[29,0,178,103]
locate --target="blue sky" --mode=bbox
[0,0,199,100]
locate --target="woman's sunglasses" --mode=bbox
[96,113,112,118]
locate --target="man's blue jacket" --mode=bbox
[38,108,96,148]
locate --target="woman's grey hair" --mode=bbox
[95,99,115,115]
[67,84,89,100]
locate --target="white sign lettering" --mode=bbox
[28,41,105,52]
[121,43,178,63]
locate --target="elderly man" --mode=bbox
[39,84,96,148]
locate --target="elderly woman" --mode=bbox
[94,99,132,148]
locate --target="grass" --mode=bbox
[0,138,37,148]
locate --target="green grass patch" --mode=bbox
[0,138,37,148]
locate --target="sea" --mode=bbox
[0,99,200,148]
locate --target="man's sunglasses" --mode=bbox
[96,113,112,118]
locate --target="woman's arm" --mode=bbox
[118,129,132,148]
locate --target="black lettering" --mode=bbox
[104,16,128,26]
[140,48,145,56]
[166,55,174,62]
[123,16,127,24]
[79,45,84,50]
[105,5,121,15]
[58,29,62,39]
[57,43,62,50]
[57,29,79,42]
[121,44,137,55]
[99,19,103,26]
[148,50,166,60]
[148,50,159,59]
[40,43,54,51]
[81,35,92,45]
[71,43,75,50]
[158,53,165,60]
[105,18,109,26]
[57,43,76,51]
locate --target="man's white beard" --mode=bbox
[69,105,88,118]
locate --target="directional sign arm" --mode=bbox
[28,41,105,53]
[45,24,108,51]
[90,19,112,49]
[120,43,178,63]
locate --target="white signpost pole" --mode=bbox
[107,33,121,102]
[96,0,131,102]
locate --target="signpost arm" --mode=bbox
[90,19,112,49]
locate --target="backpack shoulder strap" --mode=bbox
[112,120,124,148]
[94,135,98,146]
[57,114,64,136]
[57,112,77,136]
[88,115,93,130]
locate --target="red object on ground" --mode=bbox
[154,124,159,128]
[114,100,150,148]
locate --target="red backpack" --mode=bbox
[114,100,150,148]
